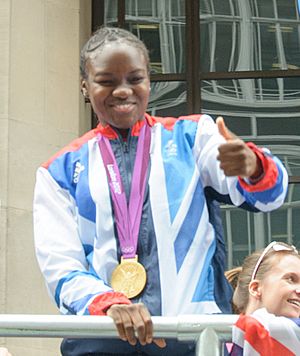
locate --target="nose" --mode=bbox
[112,83,132,98]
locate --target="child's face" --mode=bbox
[258,254,300,317]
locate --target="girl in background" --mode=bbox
[229,241,300,355]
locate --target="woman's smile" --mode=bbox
[81,41,150,129]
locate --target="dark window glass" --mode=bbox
[213,0,232,15]
[223,184,300,268]
[104,0,117,23]
[282,24,300,68]
[95,0,300,267]
[126,0,153,16]
[252,0,275,18]
[148,81,187,117]
[277,0,298,19]
[201,77,300,148]
[254,23,280,70]
[124,1,186,74]
[257,117,300,136]
[130,24,163,73]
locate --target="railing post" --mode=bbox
[195,327,221,356]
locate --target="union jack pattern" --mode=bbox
[231,308,300,355]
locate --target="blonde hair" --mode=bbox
[226,243,299,314]
[224,267,242,314]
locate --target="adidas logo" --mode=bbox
[73,161,85,183]
[165,140,177,157]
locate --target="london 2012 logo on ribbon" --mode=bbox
[107,164,122,194]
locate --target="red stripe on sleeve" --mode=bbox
[88,292,132,315]
[238,142,278,192]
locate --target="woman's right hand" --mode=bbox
[106,303,166,348]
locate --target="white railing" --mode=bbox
[0,314,238,356]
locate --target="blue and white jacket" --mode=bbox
[33,114,288,317]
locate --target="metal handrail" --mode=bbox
[0,314,239,355]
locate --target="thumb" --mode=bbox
[153,338,167,348]
[216,116,234,141]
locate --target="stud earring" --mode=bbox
[81,88,90,103]
[81,88,89,98]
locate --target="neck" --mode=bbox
[245,298,262,315]
[111,126,129,140]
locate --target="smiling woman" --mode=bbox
[81,41,150,130]
[33,26,288,356]
[228,242,300,355]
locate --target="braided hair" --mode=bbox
[80,26,150,79]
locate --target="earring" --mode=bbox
[81,88,89,98]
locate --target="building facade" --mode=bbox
[0,0,299,354]
[94,0,300,267]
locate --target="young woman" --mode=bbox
[230,241,300,355]
[33,27,288,355]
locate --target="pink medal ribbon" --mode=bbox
[97,122,151,259]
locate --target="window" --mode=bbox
[92,0,300,267]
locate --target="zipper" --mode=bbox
[118,133,132,201]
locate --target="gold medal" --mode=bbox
[110,255,147,299]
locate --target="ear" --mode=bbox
[248,280,262,300]
[80,79,89,98]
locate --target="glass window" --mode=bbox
[277,0,298,19]
[282,23,300,68]
[257,117,300,136]
[251,0,275,18]
[148,81,187,116]
[126,0,153,16]
[223,184,300,268]
[200,1,300,72]
[95,0,300,267]
[104,0,118,24]
[253,23,280,70]
[125,0,186,73]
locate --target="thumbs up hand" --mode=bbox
[216,116,262,179]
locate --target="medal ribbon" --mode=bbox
[97,122,151,259]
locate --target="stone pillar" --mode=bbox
[0,0,91,354]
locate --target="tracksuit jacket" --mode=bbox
[33,113,288,353]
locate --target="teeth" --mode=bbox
[112,103,134,112]
[288,299,300,307]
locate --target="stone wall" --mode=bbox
[0,1,91,354]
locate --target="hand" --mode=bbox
[216,116,262,178]
[107,303,166,348]
[0,348,12,356]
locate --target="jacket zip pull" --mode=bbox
[123,140,129,153]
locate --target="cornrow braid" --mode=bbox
[80,26,150,79]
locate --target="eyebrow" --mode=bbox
[94,69,145,77]
[282,271,300,278]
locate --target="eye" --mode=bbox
[129,76,144,84]
[96,80,114,86]
[285,274,297,283]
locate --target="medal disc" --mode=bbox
[111,256,147,299]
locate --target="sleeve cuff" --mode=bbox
[238,142,278,193]
[88,292,132,315]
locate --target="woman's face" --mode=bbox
[258,254,300,318]
[81,42,150,129]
